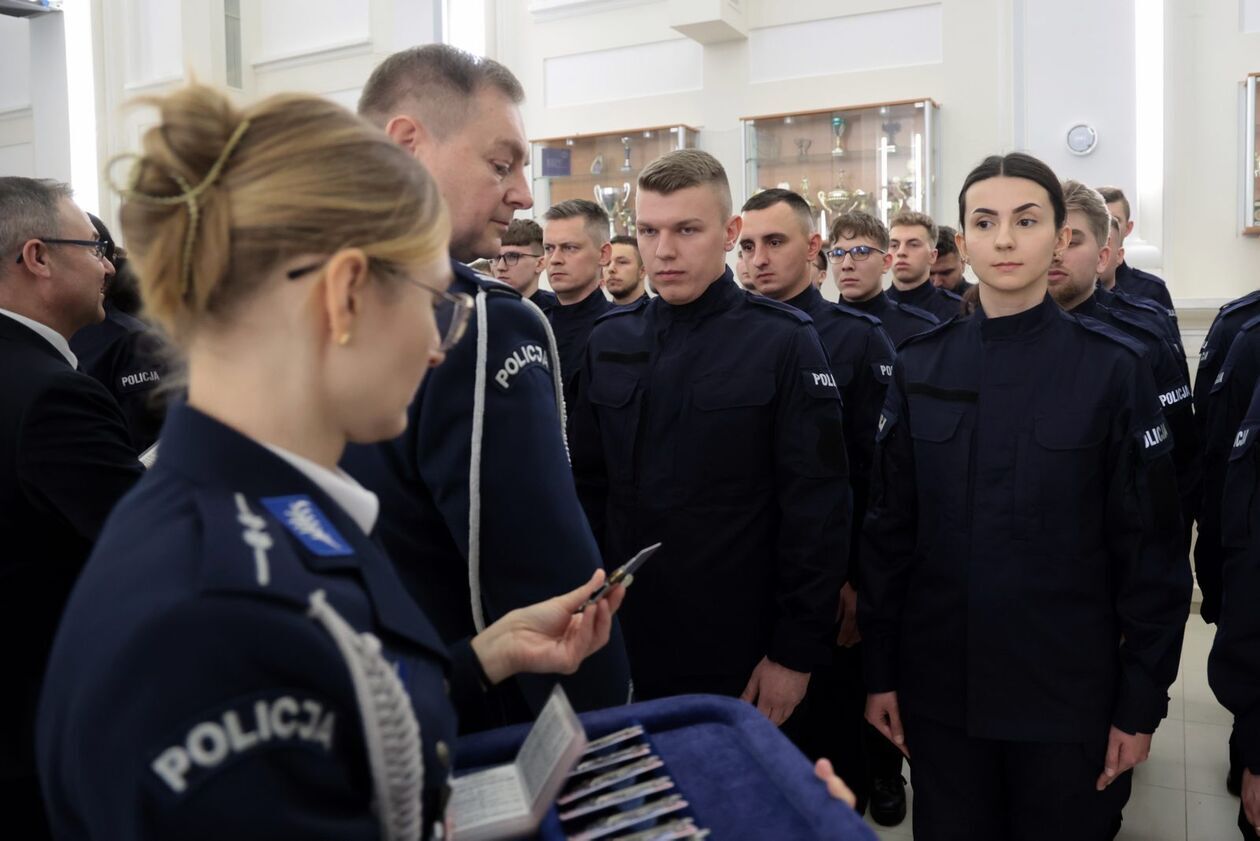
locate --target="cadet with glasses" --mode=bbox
[493,218,556,312]
[36,84,625,840]
[827,211,939,347]
[861,152,1190,841]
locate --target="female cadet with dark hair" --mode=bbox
[35,83,624,840]
[859,152,1191,840]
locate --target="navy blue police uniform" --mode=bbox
[782,284,902,813]
[1096,284,1188,382]
[548,286,613,409]
[38,403,479,840]
[1196,317,1260,624]
[1115,261,1176,323]
[570,268,851,703]
[1195,290,1260,424]
[0,311,144,838]
[70,303,169,453]
[885,280,963,323]
[843,290,940,347]
[529,286,559,315]
[1069,293,1200,551]
[860,295,1190,841]
[341,261,630,731]
[1206,377,1260,839]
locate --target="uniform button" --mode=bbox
[436,740,451,768]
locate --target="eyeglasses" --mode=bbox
[492,251,541,267]
[14,238,110,264]
[287,260,475,352]
[825,245,886,263]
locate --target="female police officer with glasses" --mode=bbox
[35,83,624,841]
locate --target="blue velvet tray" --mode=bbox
[455,694,877,840]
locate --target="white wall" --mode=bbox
[0,15,34,177]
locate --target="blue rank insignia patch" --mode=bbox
[260,495,353,557]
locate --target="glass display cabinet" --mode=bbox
[742,98,939,235]
[530,126,699,236]
[1244,73,1260,236]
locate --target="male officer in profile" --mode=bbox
[343,44,630,730]
[1097,186,1176,318]
[492,218,555,313]
[571,151,851,730]
[739,188,903,820]
[0,177,144,836]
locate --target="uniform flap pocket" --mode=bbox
[693,372,776,410]
[1230,424,1258,462]
[588,373,639,408]
[1034,412,1108,450]
[908,404,963,443]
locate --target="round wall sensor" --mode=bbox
[1066,123,1098,156]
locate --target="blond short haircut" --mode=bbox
[637,149,732,219]
[543,199,610,247]
[1062,180,1111,248]
[888,210,938,246]
[118,83,449,344]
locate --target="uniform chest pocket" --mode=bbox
[1030,411,1109,512]
[829,363,855,390]
[1222,423,1259,548]
[688,372,776,482]
[588,371,643,483]
[907,400,970,539]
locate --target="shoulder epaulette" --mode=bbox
[1221,289,1260,314]
[1131,266,1169,287]
[938,288,964,302]
[893,302,941,325]
[895,315,958,350]
[832,301,884,327]
[1074,314,1147,358]
[748,294,813,324]
[1103,306,1163,343]
[1240,312,1260,334]
[596,295,650,323]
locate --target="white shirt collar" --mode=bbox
[261,442,379,536]
[0,308,78,368]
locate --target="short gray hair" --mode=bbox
[0,177,72,262]
[358,44,525,138]
[543,199,610,246]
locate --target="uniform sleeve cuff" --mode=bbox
[447,637,493,716]
[1234,710,1260,774]
[768,620,829,673]
[861,635,898,694]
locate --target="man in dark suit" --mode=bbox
[0,177,145,835]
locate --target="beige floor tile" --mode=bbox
[1185,720,1234,796]
[1187,791,1242,841]
[1135,719,1187,791]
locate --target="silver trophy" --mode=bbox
[594,183,632,238]
[621,136,633,172]
[831,116,847,156]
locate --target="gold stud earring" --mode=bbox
[337,332,352,346]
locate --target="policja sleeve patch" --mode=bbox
[872,361,894,385]
[1137,418,1174,460]
[876,409,897,442]
[801,369,841,399]
[149,690,337,796]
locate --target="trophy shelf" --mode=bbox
[530,126,699,236]
[1244,74,1260,236]
[742,98,939,234]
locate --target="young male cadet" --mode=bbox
[493,218,556,313]
[883,211,963,322]
[0,177,144,837]
[1097,186,1176,318]
[929,225,973,295]
[829,211,939,347]
[740,188,905,823]
[343,45,630,729]
[1046,181,1199,553]
[543,199,613,401]
[604,234,649,306]
[571,151,851,729]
